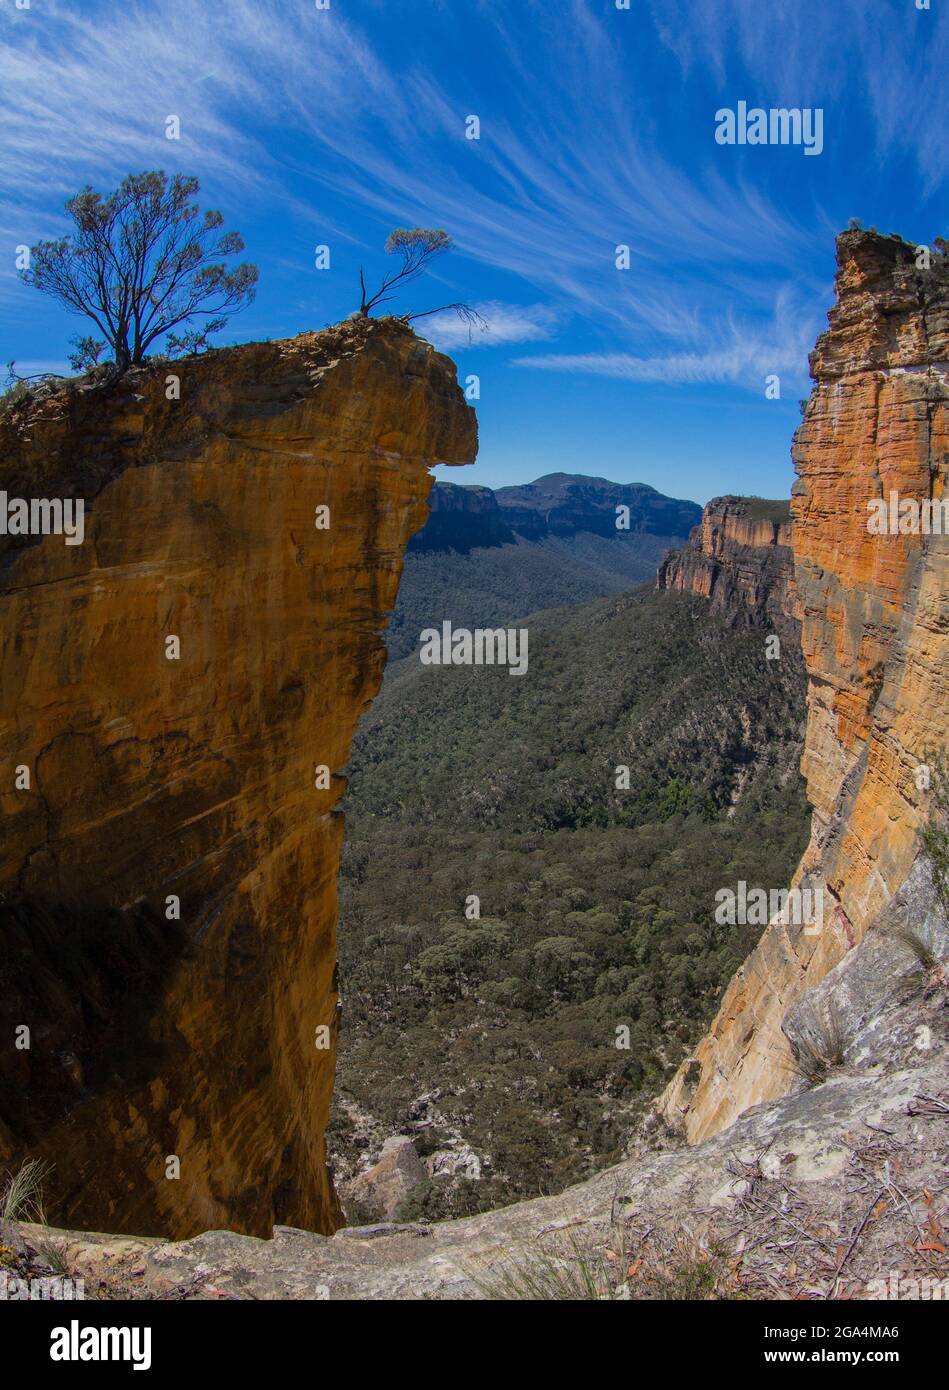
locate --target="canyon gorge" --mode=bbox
[1,229,946,1299]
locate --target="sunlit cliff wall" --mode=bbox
[660,230,949,1142]
[0,317,476,1237]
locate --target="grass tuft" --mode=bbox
[886,920,941,973]
[1,1158,53,1224]
[785,1003,847,1087]
[469,1229,738,1301]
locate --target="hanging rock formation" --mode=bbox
[659,229,949,1142]
[0,317,476,1238]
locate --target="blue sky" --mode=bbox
[1,0,946,503]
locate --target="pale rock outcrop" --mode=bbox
[350,1137,426,1220]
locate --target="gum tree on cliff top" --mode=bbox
[358,227,485,332]
[19,171,258,373]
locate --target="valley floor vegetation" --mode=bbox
[330,586,810,1220]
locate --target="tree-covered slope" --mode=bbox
[331,586,809,1219]
[387,474,701,658]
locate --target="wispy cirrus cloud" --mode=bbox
[517,286,819,392]
[648,0,949,193]
[515,337,806,388]
[1,0,943,389]
[0,2,812,304]
[420,302,559,351]
[0,0,345,223]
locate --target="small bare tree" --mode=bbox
[20,171,258,374]
[358,228,485,333]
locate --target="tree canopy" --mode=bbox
[358,228,453,316]
[20,171,258,372]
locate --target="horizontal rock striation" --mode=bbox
[0,317,476,1238]
[659,230,949,1143]
[656,494,800,638]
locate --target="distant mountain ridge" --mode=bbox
[388,473,702,657]
[409,473,701,553]
[494,472,702,541]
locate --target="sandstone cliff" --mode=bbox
[0,317,476,1238]
[659,229,949,1142]
[655,494,799,638]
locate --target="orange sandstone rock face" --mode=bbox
[0,317,476,1238]
[656,495,800,637]
[660,231,949,1143]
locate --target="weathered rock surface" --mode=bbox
[656,495,800,639]
[0,317,476,1240]
[349,1136,426,1221]
[659,230,949,1142]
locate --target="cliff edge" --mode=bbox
[656,494,800,639]
[3,233,946,1303]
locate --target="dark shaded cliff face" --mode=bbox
[0,317,476,1239]
[408,481,517,553]
[655,495,800,640]
[409,473,702,555]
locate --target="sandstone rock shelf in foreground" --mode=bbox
[20,867,948,1299]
